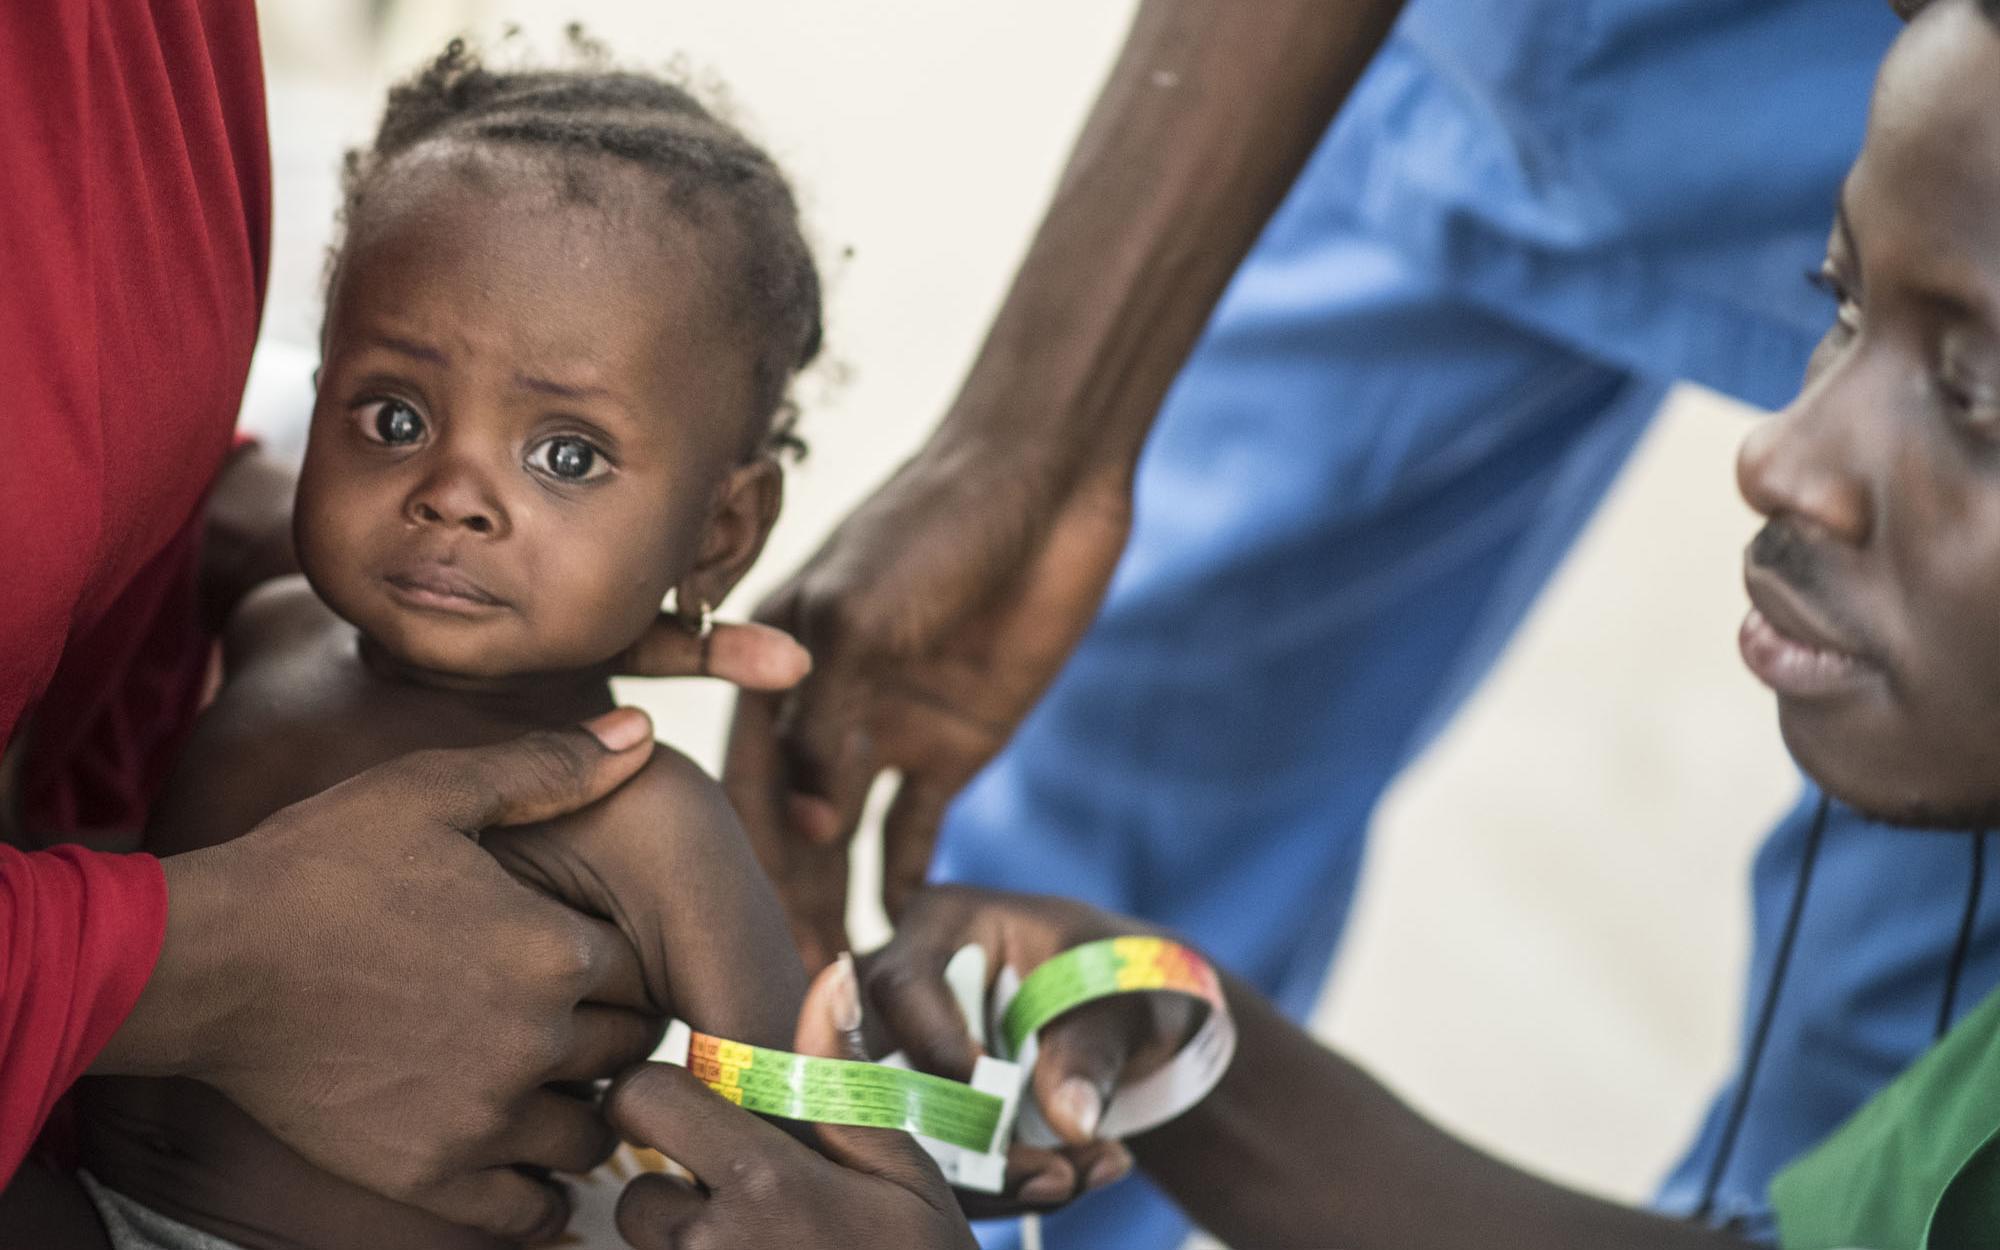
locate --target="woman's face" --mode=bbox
[1736,0,2000,827]
[296,145,757,680]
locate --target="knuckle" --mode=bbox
[517,733,593,796]
[536,916,601,991]
[494,1188,563,1242]
[796,585,861,651]
[605,1063,671,1128]
[399,750,484,829]
[726,1152,784,1200]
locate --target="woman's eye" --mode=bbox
[365,399,426,446]
[527,435,610,482]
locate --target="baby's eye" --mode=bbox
[362,399,426,446]
[526,435,611,482]
[1807,264,1862,341]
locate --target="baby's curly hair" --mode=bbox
[334,33,820,456]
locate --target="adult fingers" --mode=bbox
[797,956,1041,1214]
[550,1005,667,1083]
[496,1087,620,1175]
[419,711,656,835]
[618,616,811,690]
[857,948,983,1082]
[425,1165,571,1244]
[605,1063,816,1186]
[879,774,955,923]
[792,954,870,1061]
[791,957,959,1197]
[764,580,884,844]
[615,1172,707,1250]
[1029,1001,1145,1146]
[724,694,853,971]
[768,650,878,848]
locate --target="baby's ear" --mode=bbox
[680,455,783,610]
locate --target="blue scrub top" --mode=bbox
[954,1,1944,1244]
[1342,0,1899,407]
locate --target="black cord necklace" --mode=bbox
[1694,793,1830,1221]
[1935,830,1988,1042]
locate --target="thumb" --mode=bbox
[1031,1002,1142,1147]
[795,955,956,1191]
[427,708,656,834]
[793,953,870,1061]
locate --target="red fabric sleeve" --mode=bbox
[0,845,167,1181]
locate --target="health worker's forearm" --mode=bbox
[1132,973,1756,1250]
[932,0,1404,492]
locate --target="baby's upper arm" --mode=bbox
[585,748,807,1049]
[147,579,349,856]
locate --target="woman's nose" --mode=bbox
[1736,366,1874,549]
[404,458,508,538]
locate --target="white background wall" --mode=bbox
[254,1,1800,1237]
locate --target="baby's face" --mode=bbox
[297,145,757,678]
[1737,0,2000,826]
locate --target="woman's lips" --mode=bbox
[1738,576,1877,700]
[383,564,507,614]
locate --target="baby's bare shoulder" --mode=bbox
[219,574,344,672]
[148,580,388,854]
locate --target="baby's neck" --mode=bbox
[356,636,619,726]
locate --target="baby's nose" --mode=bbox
[405,462,508,538]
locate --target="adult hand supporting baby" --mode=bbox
[90,708,669,1245]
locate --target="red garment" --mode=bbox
[0,0,269,1181]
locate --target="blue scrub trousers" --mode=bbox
[935,164,1671,1250]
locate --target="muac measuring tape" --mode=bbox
[656,936,1236,1192]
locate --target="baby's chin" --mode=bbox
[333,595,615,689]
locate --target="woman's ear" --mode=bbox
[677,455,783,612]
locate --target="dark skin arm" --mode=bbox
[66,582,806,1249]
[3,569,805,1247]
[726,0,1410,969]
[1137,974,1750,1249]
[866,888,1757,1250]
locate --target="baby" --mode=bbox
[67,38,819,1250]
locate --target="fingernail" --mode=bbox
[1085,1144,1133,1191]
[831,951,864,1035]
[1053,1077,1102,1141]
[1018,1167,1073,1206]
[584,708,651,752]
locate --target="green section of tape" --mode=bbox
[1000,936,1214,1057]
[695,1041,1003,1153]
[1002,940,1129,1055]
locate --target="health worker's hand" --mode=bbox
[605,957,979,1250]
[858,887,1202,1215]
[94,710,671,1244]
[724,454,1132,970]
[617,614,812,691]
